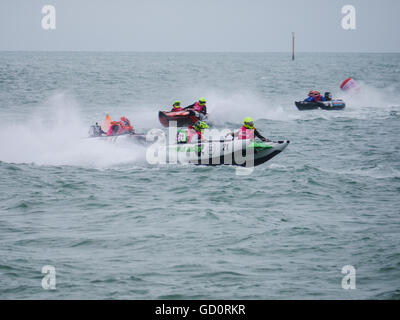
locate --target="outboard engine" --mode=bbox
[88,125,96,137]
[89,124,103,137]
[324,92,332,101]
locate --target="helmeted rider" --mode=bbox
[306,91,325,102]
[305,91,325,102]
[304,90,315,102]
[184,98,207,119]
[171,101,182,112]
[119,116,134,133]
[227,117,269,142]
[312,91,325,102]
[107,121,122,136]
[107,117,134,136]
[187,120,209,143]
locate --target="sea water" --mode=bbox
[0,52,399,299]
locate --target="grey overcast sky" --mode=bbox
[0,0,399,52]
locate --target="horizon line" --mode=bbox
[1,50,399,54]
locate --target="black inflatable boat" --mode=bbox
[295,92,346,111]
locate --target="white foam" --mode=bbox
[0,93,146,168]
[188,83,400,125]
[204,90,296,125]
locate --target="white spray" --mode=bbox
[0,94,146,168]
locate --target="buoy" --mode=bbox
[340,78,360,93]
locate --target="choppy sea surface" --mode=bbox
[0,52,399,299]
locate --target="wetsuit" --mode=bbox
[253,129,268,141]
[184,102,207,115]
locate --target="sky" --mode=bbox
[0,0,399,52]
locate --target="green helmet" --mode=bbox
[194,120,209,131]
[243,117,255,129]
[198,97,206,105]
[173,100,181,107]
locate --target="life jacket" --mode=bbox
[313,95,322,102]
[171,106,182,112]
[119,118,134,133]
[192,102,206,113]
[238,125,255,140]
[107,121,121,136]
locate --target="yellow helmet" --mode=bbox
[198,97,206,106]
[243,117,255,129]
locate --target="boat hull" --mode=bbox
[88,133,149,145]
[147,139,289,167]
[158,110,202,127]
[295,100,345,111]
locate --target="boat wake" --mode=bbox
[0,94,146,168]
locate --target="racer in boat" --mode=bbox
[171,101,183,112]
[304,91,325,102]
[305,91,325,102]
[107,117,134,136]
[187,120,209,143]
[312,91,325,102]
[107,121,122,136]
[183,97,207,119]
[119,116,135,133]
[304,90,315,101]
[226,117,270,142]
